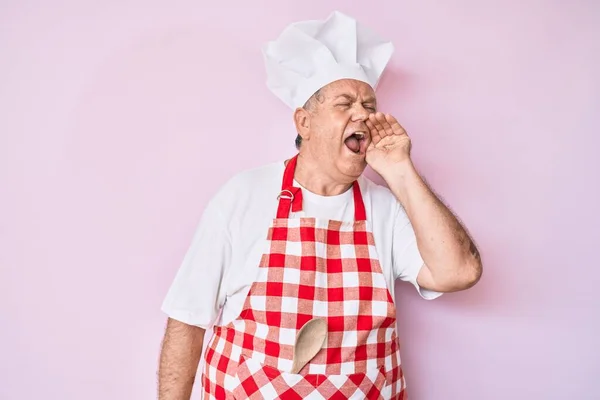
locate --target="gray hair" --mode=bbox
[296,89,325,149]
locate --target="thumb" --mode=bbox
[367,140,376,152]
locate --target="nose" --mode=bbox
[352,104,371,122]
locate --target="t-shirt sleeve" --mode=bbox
[161,198,232,329]
[392,202,442,300]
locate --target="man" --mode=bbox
[158,11,482,400]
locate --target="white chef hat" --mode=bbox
[262,10,394,109]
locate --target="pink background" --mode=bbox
[1,1,598,399]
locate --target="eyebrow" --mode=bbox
[334,94,377,103]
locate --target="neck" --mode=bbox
[291,153,353,196]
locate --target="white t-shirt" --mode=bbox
[161,160,441,329]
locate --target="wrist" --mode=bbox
[380,159,422,204]
[380,158,417,183]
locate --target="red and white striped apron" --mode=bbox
[202,154,405,399]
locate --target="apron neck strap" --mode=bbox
[276,154,366,221]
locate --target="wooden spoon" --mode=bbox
[290,318,328,374]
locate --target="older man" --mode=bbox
[158,11,481,400]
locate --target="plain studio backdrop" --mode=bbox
[1,1,598,399]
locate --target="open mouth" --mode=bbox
[344,131,367,154]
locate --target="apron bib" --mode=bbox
[202,155,405,399]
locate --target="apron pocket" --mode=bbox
[232,354,387,399]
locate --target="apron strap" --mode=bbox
[276,154,367,221]
[352,181,366,221]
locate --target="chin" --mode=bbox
[338,155,367,179]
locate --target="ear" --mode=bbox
[293,107,311,141]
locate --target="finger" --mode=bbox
[366,119,382,145]
[375,112,394,137]
[385,114,407,136]
[371,112,387,137]
[368,114,385,143]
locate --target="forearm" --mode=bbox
[158,318,206,400]
[384,160,482,290]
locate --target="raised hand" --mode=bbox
[365,112,412,176]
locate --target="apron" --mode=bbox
[201,154,405,399]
